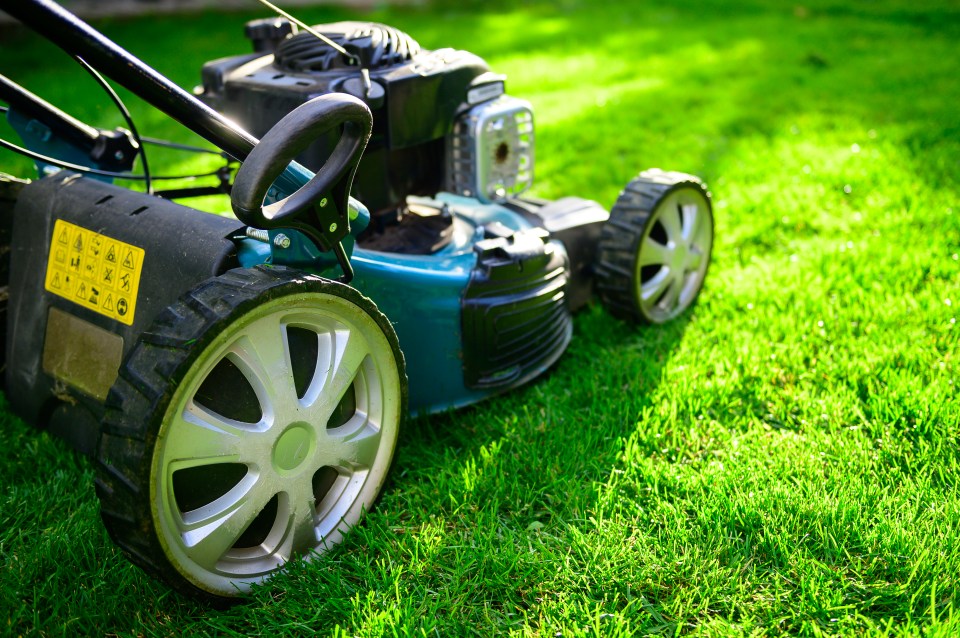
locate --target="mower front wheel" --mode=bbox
[95,266,406,600]
[595,170,714,323]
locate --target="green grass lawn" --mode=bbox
[1,0,959,635]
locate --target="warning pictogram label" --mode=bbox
[44,220,144,326]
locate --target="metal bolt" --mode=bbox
[319,197,328,208]
[273,233,291,249]
[114,150,125,161]
[328,223,338,233]
[245,227,269,243]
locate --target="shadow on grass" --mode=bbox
[0,306,692,635]
[256,306,695,632]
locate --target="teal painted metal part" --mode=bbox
[236,237,272,268]
[256,160,543,413]
[265,161,369,272]
[7,109,111,181]
[239,184,544,415]
[350,195,537,414]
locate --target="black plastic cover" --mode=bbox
[461,228,571,390]
[274,23,421,71]
[5,173,244,453]
[245,18,295,54]
[199,23,489,216]
[503,197,610,312]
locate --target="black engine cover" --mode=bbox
[198,21,491,216]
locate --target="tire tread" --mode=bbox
[94,265,405,603]
[595,169,712,323]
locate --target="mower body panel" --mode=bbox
[348,194,573,413]
[3,171,577,428]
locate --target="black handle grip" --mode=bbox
[231,94,372,234]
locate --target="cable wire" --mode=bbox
[141,136,230,157]
[0,136,228,181]
[72,55,153,194]
[254,0,361,66]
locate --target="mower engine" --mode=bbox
[200,20,535,224]
[201,20,604,410]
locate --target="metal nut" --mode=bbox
[273,233,291,249]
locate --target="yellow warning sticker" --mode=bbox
[44,219,145,326]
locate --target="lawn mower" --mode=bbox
[0,0,714,600]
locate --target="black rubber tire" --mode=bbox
[595,169,713,324]
[94,265,406,602]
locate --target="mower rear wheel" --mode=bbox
[95,266,406,600]
[595,170,713,323]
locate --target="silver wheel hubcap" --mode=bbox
[151,292,402,596]
[635,187,713,322]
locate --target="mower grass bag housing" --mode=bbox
[5,172,243,454]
